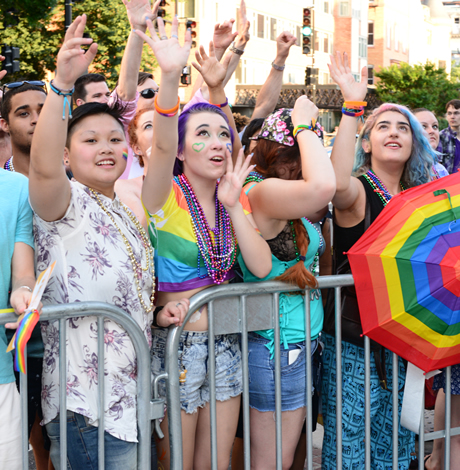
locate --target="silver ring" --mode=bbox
[176,302,181,307]
[171,34,178,39]
[160,35,168,40]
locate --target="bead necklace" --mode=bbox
[4,157,14,172]
[363,169,405,206]
[244,170,265,185]
[88,188,155,313]
[174,174,237,285]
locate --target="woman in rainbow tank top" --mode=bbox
[136,18,272,470]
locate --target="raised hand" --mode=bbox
[55,14,98,88]
[328,51,367,102]
[276,31,297,61]
[192,42,231,90]
[123,0,160,31]
[218,149,254,209]
[213,19,237,54]
[291,95,319,128]
[235,0,250,48]
[135,16,191,75]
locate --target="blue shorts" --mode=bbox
[151,329,242,414]
[248,333,319,412]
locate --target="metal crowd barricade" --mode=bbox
[0,301,165,470]
[162,275,460,470]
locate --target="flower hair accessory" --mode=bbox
[258,108,295,147]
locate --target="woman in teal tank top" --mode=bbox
[238,103,336,469]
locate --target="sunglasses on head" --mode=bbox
[140,88,158,99]
[2,80,47,97]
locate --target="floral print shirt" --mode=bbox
[34,182,154,442]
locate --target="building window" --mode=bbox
[359,37,367,59]
[394,25,399,51]
[386,23,391,49]
[368,21,374,46]
[257,14,264,39]
[296,25,301,46]
[322,72,330,84]
[455,17,460,24]
[324,34,329,54]
[270,17,277,41]
[339,1,349,16]
[315,33,320,52]
[368,66,374,85]
[439,60,446,69]
[324,1,329,13]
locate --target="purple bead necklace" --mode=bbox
[174,174,237,284]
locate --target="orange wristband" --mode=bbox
[154,96,180,116]
[344,101,367,107]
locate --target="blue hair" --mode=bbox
[174,102,235,176]
[354,103,436,188]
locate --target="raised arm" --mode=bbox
[250,97,336,221]
[193,43,242,160]
[29,15,97,221]
[137,17,191,214]
[250,31,297,121]
[328,52,367,212]
[116,0,159,101]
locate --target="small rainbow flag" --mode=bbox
[12,309,40,374]
[122,151,128,161]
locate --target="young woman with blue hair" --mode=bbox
[321,52,437,470]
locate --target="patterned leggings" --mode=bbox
[321,333,415,470]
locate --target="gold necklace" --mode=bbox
[88,188,155,313]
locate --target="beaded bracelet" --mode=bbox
[50,79,74,120]
[293,121,323,139]
[210,97,228,108]
[154,96,180,117]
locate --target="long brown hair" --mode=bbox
[252,139,318,290]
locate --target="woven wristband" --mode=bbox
[50,79,74,120]
[210,97,229,108]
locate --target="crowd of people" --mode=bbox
[0,0,458,469]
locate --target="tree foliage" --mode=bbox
[374,62,459,118]
[0,0,157,88]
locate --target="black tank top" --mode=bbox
[334,175,385,267]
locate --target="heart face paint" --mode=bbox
[192,142,205,152]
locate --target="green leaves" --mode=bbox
[1,0,157,88]
[375,62,459,119]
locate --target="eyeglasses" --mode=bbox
[446,111,460,117]
[2,80,47,97]
[140,88,159,99]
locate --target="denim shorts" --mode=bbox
[248,333,319,412]
[151,328,243,414]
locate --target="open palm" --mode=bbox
[193,42,230,89]
[328,52,367,102]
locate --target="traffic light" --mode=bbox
[1,45,20,74]
[181,65,191,85]
[157,0,168,17]
[186,20,197,48]
[305,67,312,86]
[302,8,313,54]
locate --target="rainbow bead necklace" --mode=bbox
[363,169,405,206]
[174,174,237,284]
[4,157,14,172]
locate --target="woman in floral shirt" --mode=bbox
[28,15,188,470]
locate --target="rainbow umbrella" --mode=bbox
[347,171,460,373]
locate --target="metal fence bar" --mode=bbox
[445,366,452,470]
[304,288,313,470]
[273,292,282,469]
[334,286,343,470]
[20,346,28,470]
[240,295,251,470]
[208,301,218,470]
[392,352,398,469]
[59,317,67,470]
[0,302,152,469]
[364,335,371,470]
[97,316,105,468]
